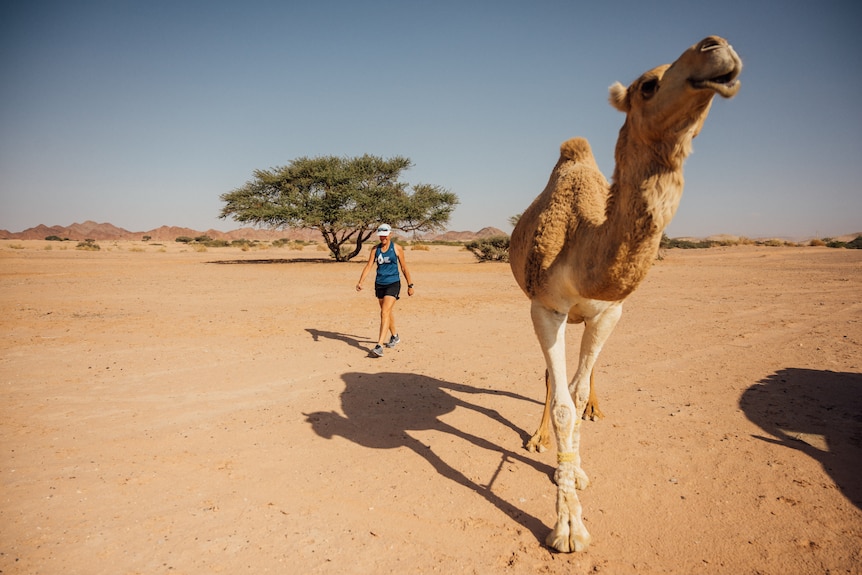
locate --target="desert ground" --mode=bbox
[1,239,860,575]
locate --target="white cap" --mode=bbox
[376,224,391,236]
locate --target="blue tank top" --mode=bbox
[375,242,400,286]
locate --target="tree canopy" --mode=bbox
[220,155,458,261]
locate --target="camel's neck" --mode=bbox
[609,131,688,233]
[583,126,690,300]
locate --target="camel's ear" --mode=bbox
[608,82,629,112]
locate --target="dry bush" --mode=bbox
[465,236,510,262]
[75,240,100,251]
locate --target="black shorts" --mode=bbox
[375,281,401,300]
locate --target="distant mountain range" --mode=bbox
[0,221,508,243]
[4,221,857,244]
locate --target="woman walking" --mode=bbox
[356,224,414,357]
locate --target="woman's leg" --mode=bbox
[377,296,397,346]
[387,304,397,339]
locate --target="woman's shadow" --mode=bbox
[305,372,555,541]
[739,368,862,509]
[305,328,375,354]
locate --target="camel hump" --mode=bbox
[559,138,594,163]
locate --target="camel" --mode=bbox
[509,36,741,553]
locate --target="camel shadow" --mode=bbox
[305,328,375,354]
[739,368,862,510]
[208,258,336,265]
[305,372,553,540]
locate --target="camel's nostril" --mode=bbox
[699,37,722,52]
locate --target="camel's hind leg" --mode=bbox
[525,368,602,453]
[525,370,553,453]
[582,370,604,421]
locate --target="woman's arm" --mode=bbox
[395,244,415,296]
[356,247,376,291]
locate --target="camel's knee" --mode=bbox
[552,402,576,436]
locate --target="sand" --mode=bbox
[1,240,860,574]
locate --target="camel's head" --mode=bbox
[608,36,742,143]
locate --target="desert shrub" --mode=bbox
[711,236,754,247]
[809,238,826,247]
[45,235,67,241]
[175,236,193,243]
[465,236,510,262]
[411,243,430,251]
[827,236,862,249]
[8,243,25,250]
[660,233,715,249]
[76,239,100,251]
[201,239,230,247]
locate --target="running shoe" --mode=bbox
[385,334,400,348]
[371,345,384,357]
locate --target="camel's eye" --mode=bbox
[640,78,659,99]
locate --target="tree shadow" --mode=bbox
[305,328,375,354]
[305,372,553,541]
[739,368,862,509]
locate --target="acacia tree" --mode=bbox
[220,155,458,261]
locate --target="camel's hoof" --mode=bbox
[582,404,605,421]
[546,525,591,553]
[525,434,549,453]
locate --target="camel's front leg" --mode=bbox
[571,303,622,418]
[531,302,590,553]
[526,367,601,453]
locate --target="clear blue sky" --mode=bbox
[2,0,860,238]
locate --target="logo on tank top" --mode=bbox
[377,250,393,265]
